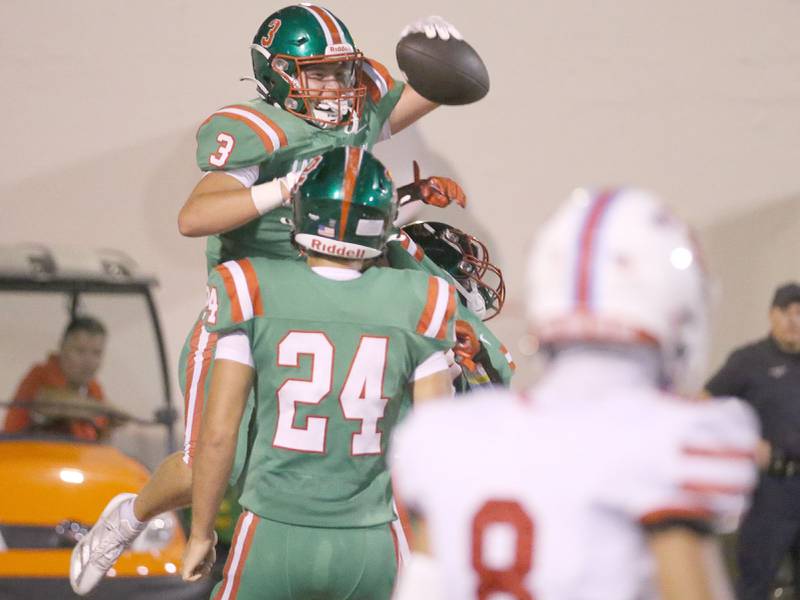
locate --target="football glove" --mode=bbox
[401,16,463,41]
[397,161,467,209]
[454,320,481,372]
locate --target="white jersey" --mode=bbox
[391,351,759,600]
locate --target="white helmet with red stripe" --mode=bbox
[527,187,709,391]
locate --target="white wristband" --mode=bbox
[250,178,287,216]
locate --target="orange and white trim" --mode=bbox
[215,259,265,324]
[639,506,713,527]
[363,59,395,103]
[500,344,517,371]
[399,233,424,262]
[417,276,455,340]
[390,504,411,567]
[213,511,260,600]
[300,4,346,46]
[205,105,288,154]
[681,446,756,461]
[182,318,218,465]
[338,146,364,239]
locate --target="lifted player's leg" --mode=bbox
[70,315,217,595]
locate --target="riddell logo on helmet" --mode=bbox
[310,238,366,258]
[261,19,282,47]
[325,44,354,55]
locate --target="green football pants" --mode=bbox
[209,511,399,600]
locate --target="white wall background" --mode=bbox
[2,0,799,426]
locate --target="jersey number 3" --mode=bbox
[273,331,389,456]
[472,500,535,600]
[209,132,236,167]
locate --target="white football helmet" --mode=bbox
[527,187,709,392]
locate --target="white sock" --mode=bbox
[120,497,147,530]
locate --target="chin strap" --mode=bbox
[239,75,271,101]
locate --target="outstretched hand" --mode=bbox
[398,161,467,209]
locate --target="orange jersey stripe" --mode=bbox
[681,481,751,496]
[435,285,457,340]
[187,331,217,466]
[237,259,264,317]
[399,234,424,261]
[229,105,288,147]
[416,276,439,335]
[640,507,713,527]
[183,319,204,416]
[363,59,395,103]
[306,4,343,44]
[339,146,362,239]
[228,514,259,599]
[682,446,757,461]
[500,344,517,370]
[216,265,243,323]
[365,59,394,87]
[212,512,248,600]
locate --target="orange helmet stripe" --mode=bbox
[339,146,363,240]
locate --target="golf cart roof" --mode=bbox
[0,244,158,293]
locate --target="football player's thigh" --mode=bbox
[285,521,398,599]
[210,516,397,599]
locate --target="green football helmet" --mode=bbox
[249,4,366,129]
[402,221,506,320]
[293,147,397,259]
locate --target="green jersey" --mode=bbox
[204,258,456,528]
[387,232,516,389]
[195,59,404,270]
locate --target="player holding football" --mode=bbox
[180,147,455,598]
[70,6,482,596]
[392,188,760,600]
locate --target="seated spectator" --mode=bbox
[4,316,109,441]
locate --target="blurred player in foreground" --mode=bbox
[180,147,455,598]
[392,188,760,600]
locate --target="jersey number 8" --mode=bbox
[472,499,536,600]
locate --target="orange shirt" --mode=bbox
[3,354,107,441]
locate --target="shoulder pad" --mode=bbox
[196,101,299,170]
[205,259,265,331]
[362,58,398,105]
[413,274,457,341]
[397,232,425,262]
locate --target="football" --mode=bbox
[395,32,490,105]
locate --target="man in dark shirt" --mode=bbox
[706,282,800,600]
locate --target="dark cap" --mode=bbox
[772,283,800,309]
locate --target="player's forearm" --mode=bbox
[388,86,439,135]
[648,528,716,600]
[412,369,453,405]
[178,188,261,237]
[190,360,252,538]
[190,427,236,539]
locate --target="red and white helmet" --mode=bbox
[527,187,709,392]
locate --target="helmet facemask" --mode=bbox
[251,44,366,130]
[403,222,506,321]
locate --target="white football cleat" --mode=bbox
[70,493,144,595]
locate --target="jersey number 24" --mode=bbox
[273,331,389,456]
